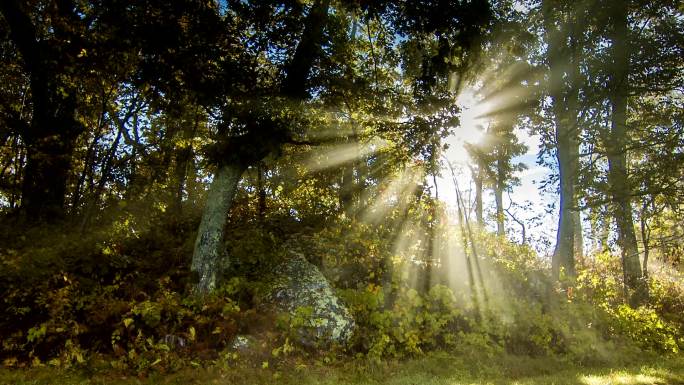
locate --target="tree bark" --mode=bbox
[639,202,650,278]
[553,127,576,277]
[573,209,583,262]
[172,115,199,216]
[192,161,247,294]
[494,164,505,237]
[605,0,647,306]
[256,162,266,221]
[21,131,78,220]
[544,0,580,279]
[340,158,355,213]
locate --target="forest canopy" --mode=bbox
[0,0,683,380]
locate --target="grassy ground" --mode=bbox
[1,353,683,385]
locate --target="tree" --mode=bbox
[463,3,535,237]
[191,0,333,294]
[0,0,89,220]
[466,121,527,237]
[601,0,645,304]
[490,123,527,237]
[572,0,683,304]
[540,0,589,279]
[188,0,494,294]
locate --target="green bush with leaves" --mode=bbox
[1,214,682,372]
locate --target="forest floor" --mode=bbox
[1,352,683,385]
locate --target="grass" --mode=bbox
[1,352,683,385]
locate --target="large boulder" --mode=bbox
[260,252,355,347]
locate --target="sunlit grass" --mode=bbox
[2,353,682,385]
[580,373,662,385]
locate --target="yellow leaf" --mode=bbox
[123,318,134,328]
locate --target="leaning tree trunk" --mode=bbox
[190,0,331,295]
[192,161,247,294]
[606,0,646,306]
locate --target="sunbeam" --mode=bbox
[303,137,390,172]
[360,166,422,224]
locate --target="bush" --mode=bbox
[1,215,682,372]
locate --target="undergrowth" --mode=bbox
[0,212,682,375]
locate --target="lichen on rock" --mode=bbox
[261,251,355,347]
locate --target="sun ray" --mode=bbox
[360,166,421,224]
[303,137,390,173]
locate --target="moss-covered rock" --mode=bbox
[261,252,355,347]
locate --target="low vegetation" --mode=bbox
[1,217,682,380]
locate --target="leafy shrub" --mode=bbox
[576,252,684,354]
[2,213,683,372]
[339,283,493,360]
[605,304,681,353]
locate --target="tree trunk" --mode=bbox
[192,161,247,294]
[1,0,83,222]
[173,145,192,215]
[472,165,484,227]
[494,174,504,237]
[256,162,266,222]
[639,204,650,278]
[172,115,198,216]
[21,128,77,221]
[340,161,355,212]
[573,209,583,262]
[79,128,123,232]
[599,215,610,252]
[553,153,575,278]
[552,110,577,277]
[72,131,102,210]
[544,0,579,279]
[606,0,646,306]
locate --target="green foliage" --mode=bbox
[576,252,684,354]
[0,215,249,373]
[107,277,243,373]
[607,305,681,353]
[339,283,498,361]
[1,210,683,373]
